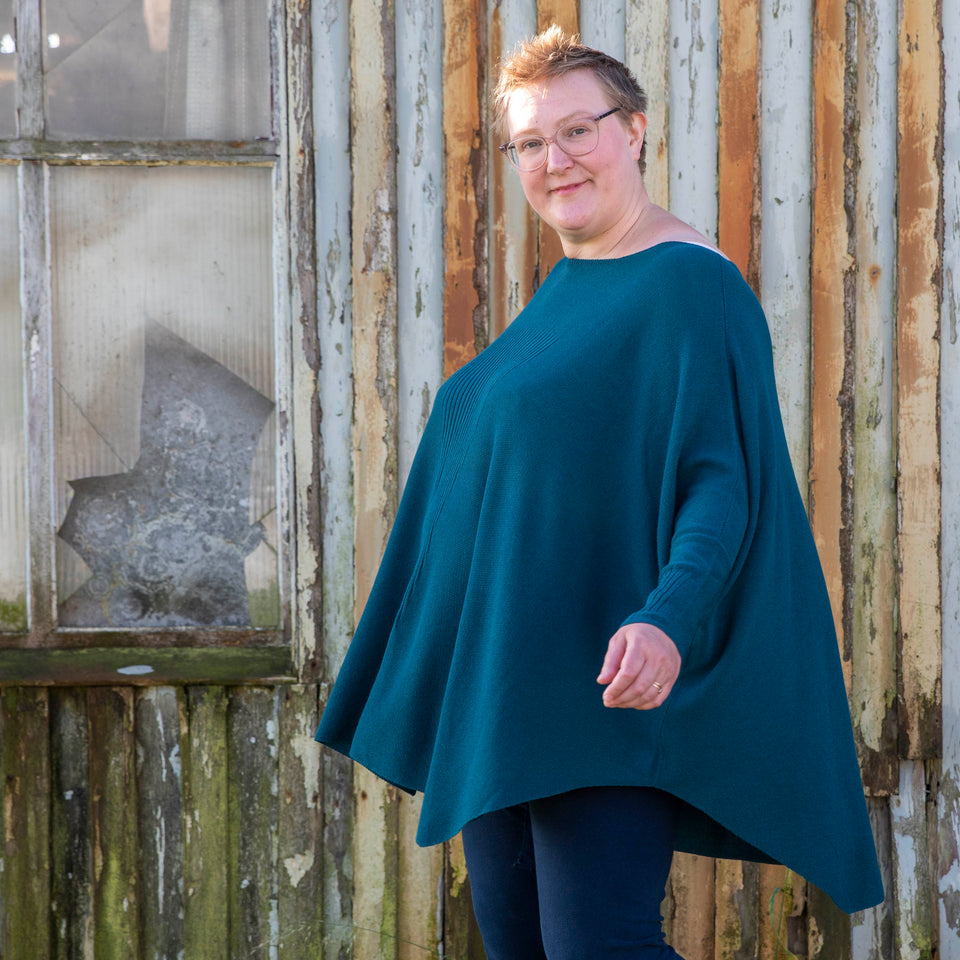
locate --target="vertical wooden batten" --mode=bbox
[489,0,539,339]
[277,684,323,959]
[717,0,760,287]
[88,687,140,960]
[1,687,51,959]
[810,0,851,684]
[625,0,670,209]
[350,0,402,952]
[896,0,942,761]
[396,0,447,951]
[668,0,719,243]
[136,686,186,960]
[442,0,488,376]
[851,0,899,796]
[182,686,230,960]
[761,0,813,482]
[939,0,960,952]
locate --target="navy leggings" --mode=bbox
[461,786,685,960]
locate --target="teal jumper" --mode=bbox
[316,242,885,914]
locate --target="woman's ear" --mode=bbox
[628,112,647,161]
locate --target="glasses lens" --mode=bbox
[513,138,546,171]
[557,119,598,156]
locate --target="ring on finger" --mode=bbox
[651,680,664,693]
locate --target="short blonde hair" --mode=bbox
[493,25,648,174]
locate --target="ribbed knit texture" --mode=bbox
[316,242,884,913]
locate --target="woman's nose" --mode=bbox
[545,140,574,172]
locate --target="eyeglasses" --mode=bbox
[499,107,621,171]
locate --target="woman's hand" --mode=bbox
[597,623,681,709]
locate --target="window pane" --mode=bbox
[44,0,270,140]
[0,0,14,137]
[0,166,27,630]
[50,166,279,629]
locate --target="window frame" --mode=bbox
[0,0,309,685]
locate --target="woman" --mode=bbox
[317,27,884,959]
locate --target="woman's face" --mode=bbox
[504,69,646,257]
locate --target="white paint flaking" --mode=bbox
[283,849,315,889]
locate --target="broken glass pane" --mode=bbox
[0,166,27,631]
[50,165,279,628]
[0,0,14,137]
[44,0,271,140]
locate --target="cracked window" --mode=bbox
[43,0,270,140]
[51,165,279,629]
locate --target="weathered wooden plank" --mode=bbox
[182,686,229,960]
[88,687,140,960]
[312,0,358,936]
[135,687,184,960]
[443,835,486,960]
[807,878,853,960]
[666,853,715,959]
[1,687,52,959]
[0,139,278,162]
[397,0,445,484]
[397,792,442,960]
[939,0,960,952]
[714,859,759,960]
[580,1,624,61]
[850,797,894,960]
[758,864,807,960]
[896,0,942,761]
[760,0,813,480]
[321,749,355,958]
[537,0,578,34]
[0,645,294,686]
[442,0,488,377]
[284,0,322,681]
[313,0,356,687]
[489,0,538,338]
[350,0,401,953]
[809,0,852,687]
[717,0,760,288]
[50,688,94,960]
[277,684,323,960]
[350,0,399,643]
[625,0,671,207]
[668,0,719,241]
[396,6,447,952]
[353,770,400,960]
[891,761,935,959]
[19,159,55,637]
[227,687,280,960]
[851,0,898,796]
[12,0,43,138]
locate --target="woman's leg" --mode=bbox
[461,804,549,960]
[529,786,685,960]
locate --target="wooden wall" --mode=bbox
[1,0,958,958]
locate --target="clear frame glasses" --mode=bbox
[499,107,621,172]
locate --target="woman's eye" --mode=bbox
[564,124,590,139]
[517,139,544,153]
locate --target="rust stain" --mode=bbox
[443,0,484,376]
[717,0,760,288]
[868,263,882,285]
[809,0,851,676]
[538,0,579,35]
